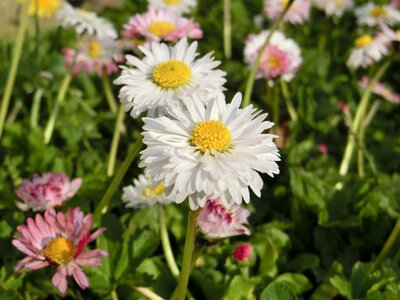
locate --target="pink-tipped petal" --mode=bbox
[24,260,50,270]
[71,266,89,290]
[52,266,68,294]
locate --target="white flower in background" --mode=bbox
[122,174,173,208]
[148,0,197,14]
[355,2,400,27]
[312,0,354,17]
[264,0,311,24]
[139,93,280,210]
[114,38,226,118]
[347,34,389,69]
[244,30,302,84]
[379,23,400,42]
[359,76,400,104]
[57,2,117,39]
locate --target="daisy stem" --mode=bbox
[158,205,180,279]
[43,73,72,144]
[242,0,295,107]
[30,87,43,129]
[280,79,298,122]
[101,73,118,115]
[0,1,29,140]
[111,289,119,300]
[134,287,164,300]
[223,0,232,59]
[171,209,200,300]
[272,85,280,127]
[338,60,390,177]
[94,138,142,223]
[107,104,125,177]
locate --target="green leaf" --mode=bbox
[223,275,261,300]
[330,275,351,298]
[260,282,297,300]
[275,273,313,294]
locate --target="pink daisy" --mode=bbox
[121,10,202,43]
[359,76,400,104]
[12,208,108,294]
[15,173,82,212]
[264,0,311,24]
[197,198,250,240]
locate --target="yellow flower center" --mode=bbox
[280,0,295,8]
[28,0,61,18]
[335,0,344,7]
[141,183,165,197]
[191,121,232,153]
[268,55,281,68]
[164,0,182,4]
[370,6,388,18]
[148,21,176,37]
[354,35,373,48]
[87,39,104,58]
[43,237,76,265]
[152,60,192,89]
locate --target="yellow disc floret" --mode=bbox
[43,237,76,265]
[142,183,165,197]
[87,39,104,58]
[354,35,373,48]
[370,6,388,18]
[164,0,182,4]
[152,60,191,89]
[191,121,232,153]
[268,55,281,68]
[148,21,176,37]
[28,0,61,18]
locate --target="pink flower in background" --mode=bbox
[12,208,107,294]
[318,144,328,154]
[264,0,311,24]
[15,173,82,212]
[198,198,250,240]
[392,0,400,8]
[122,10,202,43]
[359,76,400,104]
[232,244,253,262]
[338,101,349,112]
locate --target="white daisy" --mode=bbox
[347,34,390,69]
[355,2,400,27]
[56,2,117,39]
[114,38,226,118]
[122,174,173,208]
[312,0,354,17]
[139,93,281,210]
[148,0,197,14]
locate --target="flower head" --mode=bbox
[244,30,302,83]
[57,2,117,39]
[122,174,174,208]
[62,36,124,76]
[359,76,400,104]
[197,198,250,240]
[347,34,389,69]
[355,2,400,27]
[122,10,202,43]
[312,0,354,17]
[264,0,311,24]
[12,208,107,294]
[139,92,280,209]
[379,23,400,43]
[232,243,254,262]
[22,0,61,18]
[148,0,197,14]
[15,173,82,212]
[114,38,226,118]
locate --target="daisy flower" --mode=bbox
[12,208,108,294]
[57,2,117,39]
[121,10,202,43]
[19,0,61,18]
[312,0,354,18]
[355,2,400,27]
[197,198,250,240]
[244,30,302,84]
[139,92,280,209]
[122,174,174,208]
[15,173,82,212]
[347,34,389,69]
[379,23,400,42]
[114,38,226,118]
[62,35,124,76]
[264,0,311,24]
[148,0,197,14]
[359,76,400,104]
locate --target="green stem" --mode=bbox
[272,84,280,127]
[242,0,295,107]
[111,289,119,300]
[30,88,43,129]
[171,209,200,300]
[134,287,164,300]
[158,205,180,279]
[101,74,118,115]
[280,79,298,122]
[107,104,125,177]
[0,1,29,140]
[94,138,142,223]
[223,0,231,59]
[43,74,72,144]
[338,60,390,176]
